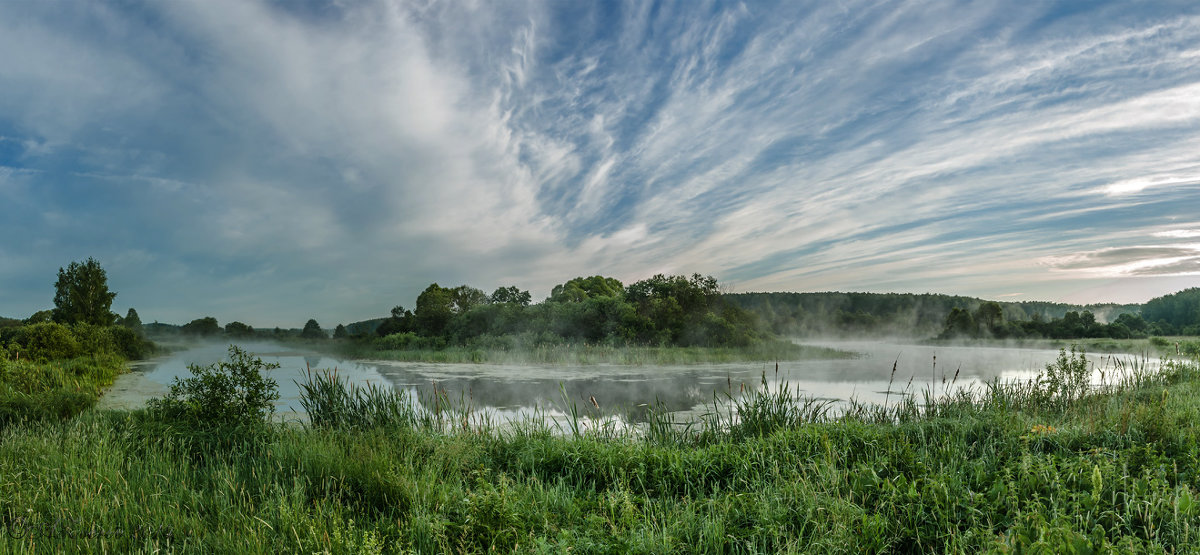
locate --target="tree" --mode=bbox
[490,286,532,306]
[122,308,144,336]
[449,285,489,313]
[300,319,325,339]
[224,321,255,338]
[975,302,1002,333]
[377,305,413,337]
[182,317,221,336]
[415,284,454,336]
[549,276,624,303]
[52,257,117,326]
[333,324,348,339]
[943,307,976,338]
[24,310,53,324]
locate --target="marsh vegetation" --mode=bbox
[5,341,1200,552]
[7,259,1200,552]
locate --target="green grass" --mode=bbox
[0,354,125,429]
[925,336,1184,356]
[3,350,1200,552]
[331,339,851,365]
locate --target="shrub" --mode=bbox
[12,322,81,361]
[147,346,280,429]
[108,326,153,360]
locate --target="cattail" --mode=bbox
[590,395,599,410]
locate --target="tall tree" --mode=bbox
[415,284,454,336]
[122,308,144,336]
[300,319,325,339]
[490,286,532,306]
[52,257,117,326]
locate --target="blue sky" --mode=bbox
[2,0,1200,328]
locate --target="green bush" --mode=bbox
[12,322,81,361]
[108,325,153,360]
[148,346,280,430]
[374,332,445,351]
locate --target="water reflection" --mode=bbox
[98,340,1156,426]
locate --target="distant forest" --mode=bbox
[9,271,1200,346]
[726,288,1200,339]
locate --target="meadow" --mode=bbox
[1,343,1199,553]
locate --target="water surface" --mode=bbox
[98,340,1152,426]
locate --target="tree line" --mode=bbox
[359,274,762,349]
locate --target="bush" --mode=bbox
[11,322,81,361]
[147,346,280,429]
[108,326,153,360]
[374,332,445,351]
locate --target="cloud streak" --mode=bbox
[1,0,1199,325]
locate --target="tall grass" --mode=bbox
[3,349,1200,552]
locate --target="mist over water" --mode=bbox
[99,340,1155,426]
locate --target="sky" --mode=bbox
[2,0,1200,328]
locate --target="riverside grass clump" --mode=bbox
[4,349,1200,552]
[0,352,124,430]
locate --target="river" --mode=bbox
[98,340,1154,427]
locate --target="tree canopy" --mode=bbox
[181,317,221,336]
[300,319,325,339]
[52,258,117,326]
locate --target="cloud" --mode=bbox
[1045,244,1200,277]
[1,0,1200,324]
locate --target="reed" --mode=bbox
[2,349,1199,552]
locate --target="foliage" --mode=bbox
[23,310,53,325]
[120,307,143,336]
[52,257,117,326]
[549,275,624,302]
[0,352,124,431]
[225,321,255,338]
[348,274,766,352]
[1143,287,1200,334]
[300,319,325,340]
[490,285,531,306]
[1,322,80,361]
[181,316,221,336]
[4,349,1199,551]
[332,324,348,339]
[147,346,280,429]
[727,291,1143,338]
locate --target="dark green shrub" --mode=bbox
[108,326,153,360]
[70,323,114,356]
[11,322,81,361]
[148,346,280,429]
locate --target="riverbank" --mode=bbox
[329,338,853,365]
[922,335,1200,357]
[3,348,1200,552]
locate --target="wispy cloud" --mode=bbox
[1,0,1199,324]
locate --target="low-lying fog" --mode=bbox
[99,340,1156,428]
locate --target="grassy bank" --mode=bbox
[2,348,1200,552]
[331,338,850,365]
[924,336,1200,357]
[0,355,126,430]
